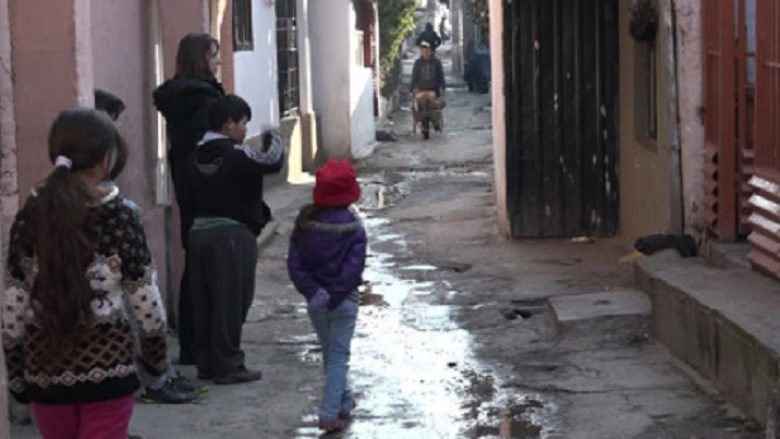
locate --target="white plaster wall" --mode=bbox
[310,0,351,158]
[675,0,706,237]
[234,0,279,136]
[347,0,375,157]
[350,67,375,158]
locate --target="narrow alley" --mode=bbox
[9,41,759,439]
[4,1,780,438]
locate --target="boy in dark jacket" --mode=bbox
[188,94,284,384]
[288,160,366,434]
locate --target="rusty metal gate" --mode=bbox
[703,0,756,241]
[504,0,619,238]
[749,0,780,276]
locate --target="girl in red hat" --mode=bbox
[287,159,367,433]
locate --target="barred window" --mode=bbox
[276,0,300,117]
[233,0,253,51]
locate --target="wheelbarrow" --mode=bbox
[412,92,444,140]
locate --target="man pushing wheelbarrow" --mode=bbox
[411,41,446,140]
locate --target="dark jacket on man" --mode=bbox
[416,25,442,50]
[412,56,446,93]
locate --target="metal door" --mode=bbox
[504,0,619,237]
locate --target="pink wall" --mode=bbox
[10,0,94,201]
[90,1,175,299]
[0,1,11,433]
[488,0,509,235]
[161,0,209,77]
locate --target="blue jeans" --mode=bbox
[308,299,359,420]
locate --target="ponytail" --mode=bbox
[29,166,97,348]
[27,108,127,350]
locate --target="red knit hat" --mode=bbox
[313,159,361,207]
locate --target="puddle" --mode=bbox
[294,216,555,438]
[359,181,407,210]
[400,264,438,271]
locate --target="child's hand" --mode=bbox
[309,288,331,311]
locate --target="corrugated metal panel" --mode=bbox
[751,0,780,279]
[747,173,780,277]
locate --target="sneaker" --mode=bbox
[318,418,346,433]
[213,366,262,385]
[172,371,208,394]
[139,378,199,404]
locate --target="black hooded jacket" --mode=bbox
[416,24,442,50]
[153,75,225,163]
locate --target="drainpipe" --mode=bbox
[0,0,14,433]
[659,0,685,234]
[297,0,314,116]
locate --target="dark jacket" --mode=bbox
[153,75,225,163]
[412,56,446,92]
[190,132,285,236]
[416,29,442,50]
[287,205,367,310]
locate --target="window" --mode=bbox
[276,0,300,117]
[233,0,253,51]
[635,40,658,143]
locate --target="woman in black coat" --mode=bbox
[154,33,225,364]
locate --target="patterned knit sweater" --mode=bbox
[2,186,168,404]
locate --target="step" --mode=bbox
[635,255,780,426]
[548,290,651,339]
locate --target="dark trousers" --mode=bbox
[170,156,195,361]
[189,225,258,377]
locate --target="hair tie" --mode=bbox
[54,155,72,170]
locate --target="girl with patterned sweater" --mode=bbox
[2,109,169,438]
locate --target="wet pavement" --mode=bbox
[292,212,551,438]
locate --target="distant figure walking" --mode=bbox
[412,41,447,138]
[288,160,367,434]
[416,22,442,51]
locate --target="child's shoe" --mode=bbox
[318,418,346,433]
[338,400,357,420]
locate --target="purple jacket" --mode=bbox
[287,205,367,309]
